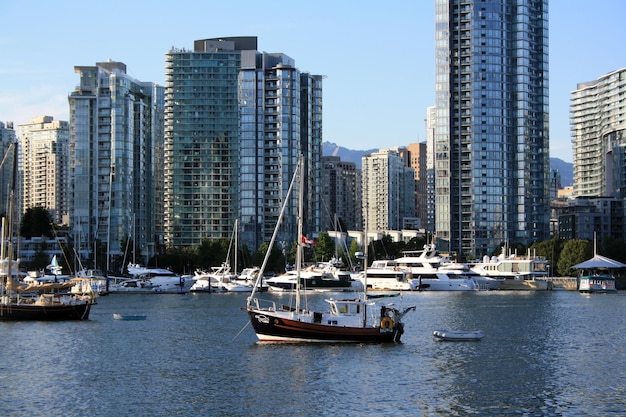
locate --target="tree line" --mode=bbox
[19,207,626,277]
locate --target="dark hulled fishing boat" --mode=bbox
[246,158,414,343]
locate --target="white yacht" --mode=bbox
[190,263,254,293]
[109,264,196,294]
[238,267,260,282]
[351,260,413,291]
[469,247,550,290]
[265,265,356,292]
[392,244,498,291]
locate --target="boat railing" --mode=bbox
[248,296,277,312]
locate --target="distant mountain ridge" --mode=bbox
[322,141,573,187]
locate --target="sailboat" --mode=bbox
[0,143,94,320]
[190,219,254,293]
[246,157,415,343]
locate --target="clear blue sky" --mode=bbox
[1,1,625,163]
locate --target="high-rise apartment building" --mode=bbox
[434,0,550,258]
[18,116,69,225]
[165,37,322,251]
[362,148,415,232]
[426,106,436,234]
[571,67,626,198]
[69,61,163,268]
[321,156,361,232]
[0,122,16,218]
[406,142,427,230]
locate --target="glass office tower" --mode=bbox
[434,0,549,258]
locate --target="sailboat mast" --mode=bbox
[106,164,114,273]
[5,143,17,293]
[295,157,304,312]
[234,219,238,275]
[247,159,300,303]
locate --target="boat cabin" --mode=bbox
[328,298,363,315]
[578,275,616,293]
[314,298,367,327]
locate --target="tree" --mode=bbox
[256,242,285,274]
[30,240,50,271]
[285,241,297,267]
[490,241,527,258]
[194,238,232,271]
[557,239,592,277]
[349,239,362,270]
[601,236,626,264]
[405,236,426,252]
[20,207,53,239]
[371,234,395,260]
[313,232,334,262]
[530,237,564,276]
[237,243,254,271]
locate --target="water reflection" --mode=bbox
[1,291,626,416]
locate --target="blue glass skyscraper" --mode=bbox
[434,0,550,258]
[165,37,322,252]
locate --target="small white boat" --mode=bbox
[433,329,484,341]
[113,313,147,321]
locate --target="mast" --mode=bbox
[4,142,17,294]
[234,219,238,275]
[295,157,304,312]
[363,201,369,301]
[247,158,300,304]
[106,164,114,273]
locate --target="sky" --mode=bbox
[1,1,625,163]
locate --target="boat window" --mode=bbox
[330,303,338,315]
[338,304,347,313]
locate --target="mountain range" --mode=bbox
[323,142,573,187]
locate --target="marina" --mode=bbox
[2,290,626,416]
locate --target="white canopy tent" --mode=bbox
[573,254,626,270]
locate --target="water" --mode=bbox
[1,290,625,416]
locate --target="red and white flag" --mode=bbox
[301,235,317,247]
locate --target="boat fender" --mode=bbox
[381,317,394,329]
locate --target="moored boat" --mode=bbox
[109,265,195,294]
[351,260,413,291]
[359,244,495,291]
[0,294,93,321]
[191,220,255,293]
[0,236,93,321]
[113,313,147,320]
[246,158,415,343]
[433,329,484,341]
[0,142,95,321]
[469,246,550,290]
[577,275,616,293]
[573,249,624,294]
[265,267,355,292]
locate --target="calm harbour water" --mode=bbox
[1,290,625,417]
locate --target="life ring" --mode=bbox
[381,317,394,329]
